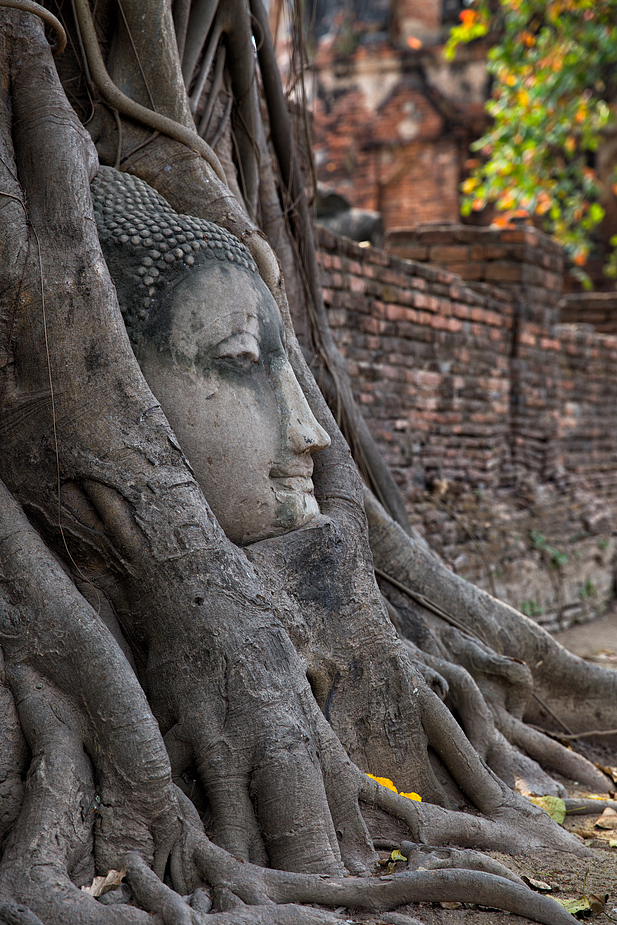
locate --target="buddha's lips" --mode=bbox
[270,475,315,494]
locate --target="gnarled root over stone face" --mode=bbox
[0,6,609,925]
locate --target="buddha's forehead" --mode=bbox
[165,262,278,362]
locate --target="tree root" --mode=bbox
[565,797,617,814]
[200,908,347,924]
[366,490,617,792]
[424,626,610,792]
[0,903,45,925]
[0,14,604,925]
[400,844,526,885]
[128,853,347,925]
[494,708,611,791]
[71,0,227,183]
[190,828,577,925]
[0,489,583,922]
[365,915,424,925]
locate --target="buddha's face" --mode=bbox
[137,261,330,545]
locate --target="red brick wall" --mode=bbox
[312,61,460,228]
[318,223,617,511]
[377,140,461,229]
[317,226,514,497]
[316,225,617,629]
[394,0,442,34]
[560,293,617,334]
[557,326,617,506]
[386,223,565,476]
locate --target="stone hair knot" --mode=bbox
[91,166,257,338]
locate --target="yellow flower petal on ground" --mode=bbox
[366,774,398,793]
[400,791,422,802]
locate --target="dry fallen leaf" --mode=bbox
[81,866,126,898]
[522,875,552,892]
[553,890,607,918]
[571,825,617,845]
[595,807,617,829]
[595,764,617,785]
[587,893,607,916]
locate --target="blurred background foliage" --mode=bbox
[446,0,617,285]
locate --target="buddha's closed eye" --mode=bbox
[211,332,260,371]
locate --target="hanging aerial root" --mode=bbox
[71,0,227,184]
[0,1,66,54]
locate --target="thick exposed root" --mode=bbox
[406,649,564,796]
[565,797,617,814]
[0,661,26,847]
[400,844,526,885]
[0,13,606,925]
[361,772,588,857]
[486,730,568,798]
[0,686,149,925]
[200,908,346,924]
[364,916,424,925]
[0,903,45,925]
[494,708,611,791]
[127,853,345,925]
[0,488,582,925]
[366,490,617,735]
[191,830,577,925]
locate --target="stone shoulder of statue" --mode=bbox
[92,167,330,545]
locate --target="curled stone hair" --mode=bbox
[91,166,258,340]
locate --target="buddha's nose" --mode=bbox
[278,360,331,455]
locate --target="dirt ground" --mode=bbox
[553,611,617,667]
[340,610,617,925]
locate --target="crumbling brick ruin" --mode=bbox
[318,223,617,631]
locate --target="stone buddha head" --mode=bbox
[92,167,330,545]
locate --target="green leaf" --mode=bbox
[528,795,567,824]
[552,896,591,916]
[390,849,407,862]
